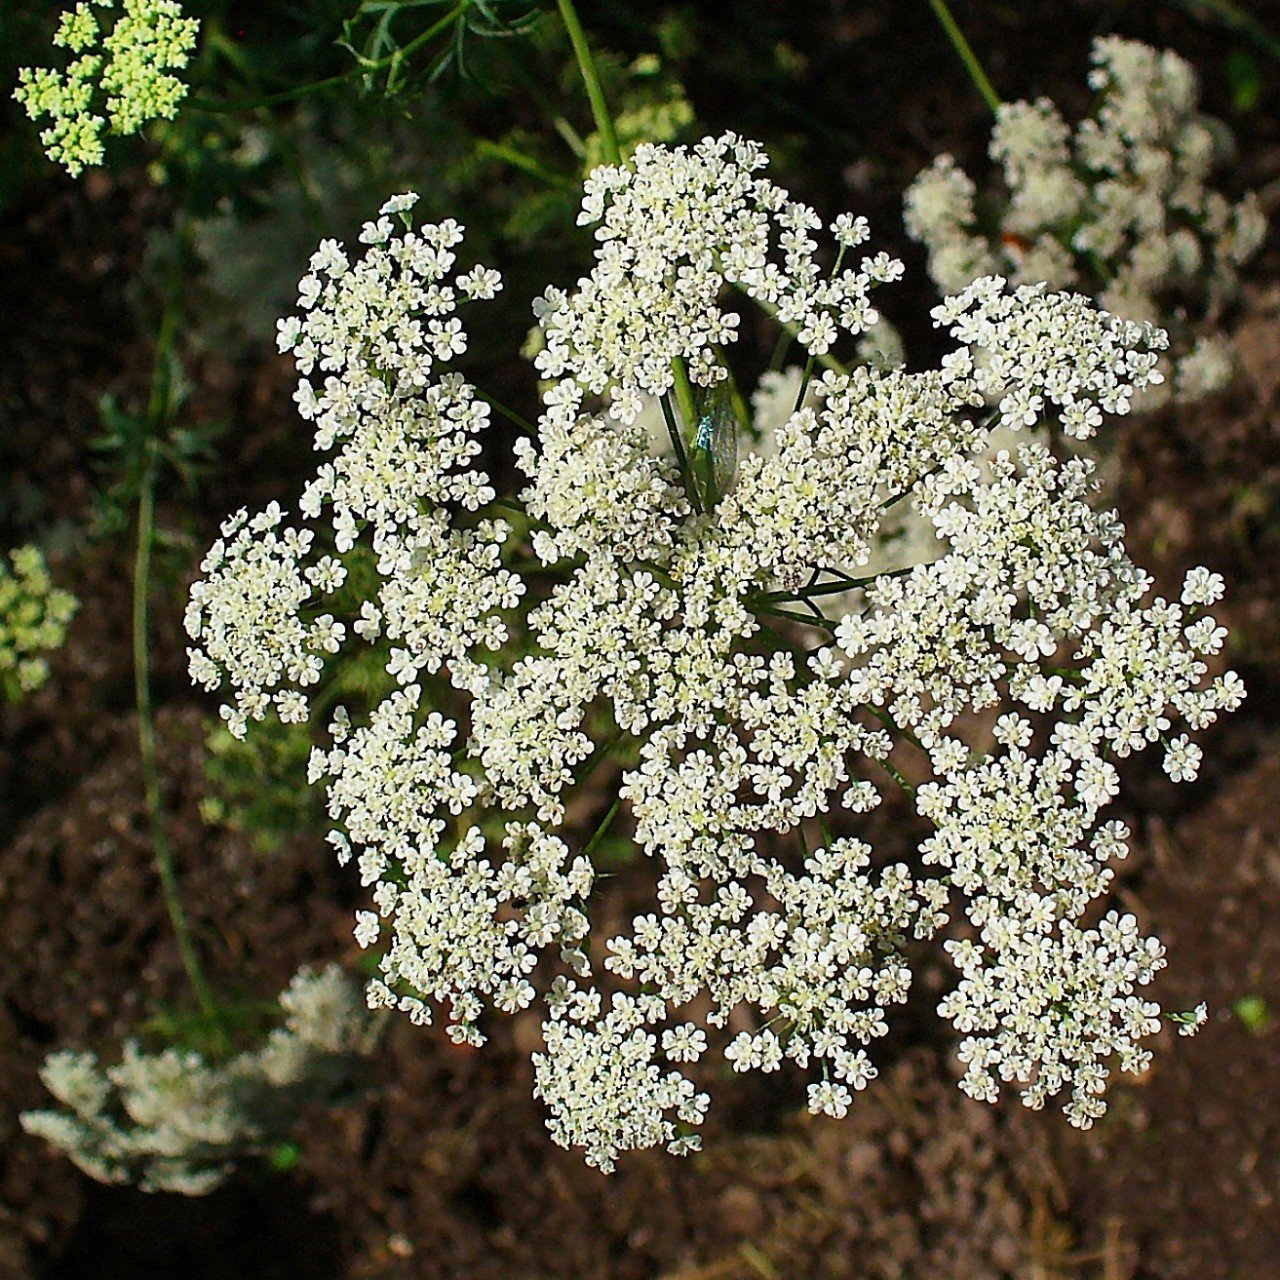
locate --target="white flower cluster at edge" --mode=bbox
[904,36,1266,407]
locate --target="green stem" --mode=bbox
[474,138,574,190]
[761,563,927,603]
[660,392,702,515]
[475,387,537,437]
[740,288,850,376]
[574,729,625,788]
[556,0,620,166]
[134,454,222,1036]
[794,244,848,412]
[880,756,917,798]
[753,605,836,632]
[867,705,929,757]
[190,71,351,113]
[491,495,545,528]
[670,359,698,430]
[582,795,624,860]
[720,360,752,436]
[129,225,225,1044]
[926,0,1002,115]
[1164,0,1280,62]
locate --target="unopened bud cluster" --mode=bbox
[14,0,198,176]
[0,545,78,702]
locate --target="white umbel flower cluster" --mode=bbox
[905,37,1266,406]
[187,137,1240,1171]
[535,135,893,421]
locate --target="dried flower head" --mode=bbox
[21,965,378,1194]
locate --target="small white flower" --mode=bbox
[1181,567,1226,607]
[1163,734,1202,783]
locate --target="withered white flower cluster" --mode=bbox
[21,965,378,1194]
[905,36,1267,406]
[186,134,1242,1170]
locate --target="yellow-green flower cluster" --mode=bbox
[0,546,78,701]
[14,0,199,177]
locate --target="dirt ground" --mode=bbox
[2,2,1279,1277]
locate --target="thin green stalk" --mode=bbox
[670,359,698,431]
[740,288,850,377]
[761,563,928,603]
[926,0,1002,114]
[753,604,836,632]
[190,69,351,113]
[134,454,222,1036]
[475,387,537,437]
[474,138,575,190]
[720,361,752,436]
[582,795,624,860]
[129,225,226,1044]
[1164,0,1280,62]
[491,494,550,530]
[190,2,467,114]
[573,729,625,788]
[880,461,946,510]
[794,244,848,412]
[761,580,868,603]
[867,705,929,757]
[660,392,702,515]
[556,0,620,165]
[880,756,917,798]
[635,559,679,590]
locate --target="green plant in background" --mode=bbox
[338,0,543,92]
[1232,994,1272,1034]
[578,52,693,172]
[0,546,78,702]
[20,964,380,1195]
[14,0,199,176]
[472,40,695,247]
[200,717,327,852]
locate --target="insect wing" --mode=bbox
[709,385,738,496]
[694,382,738,504]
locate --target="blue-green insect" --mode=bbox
[691,381,739,508]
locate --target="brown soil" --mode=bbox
[3,2,1280,1277]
